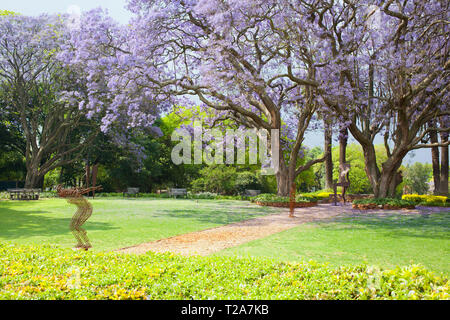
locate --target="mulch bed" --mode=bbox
[352,203,415,210]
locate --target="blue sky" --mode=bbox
[1,1,431,164]
[1,0,132,23]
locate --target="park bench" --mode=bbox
[169,188,187,198]
[245,189,261,197]
[123,187,140,198]
[7,188,41,200]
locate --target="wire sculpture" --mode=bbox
[57,184,102,250]
[333,163,351,205]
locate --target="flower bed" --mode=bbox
[402,194,449,207]
[1,243,447,299]
[352,198,416,210]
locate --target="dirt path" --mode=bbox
[116,203,448,256]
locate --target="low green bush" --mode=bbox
[0,243,447,300]
[252,193,290,203]
[252,194,317,203]
[353,198,415,208]
[418,201,450,207]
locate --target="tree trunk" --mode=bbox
[24,158,42,188]
[24,170,42,188]
[58,166,64,184]
[338,128,348,183]
[276,162,294,197]
[91,163,99,198]
[324,122,333,189]
[376,153,405,198]
[439,128,449,196]
[85,162,91,188]
[360,143,381,197]
[429,120,441,194]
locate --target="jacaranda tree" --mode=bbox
[0,14,101,188]
[60,0,449,196]
[279,0,449,197]
[60,2,333,196]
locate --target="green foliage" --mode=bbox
[0,10,17,16]
[252,193,318,203]
[353,198,415,208]
[191,165,237,194]
[403,163,432,195]
[43,168,60,190]
[314,144,390,194]
[0,151,25,181]
[0,243,447,299]
[234,171,262,194]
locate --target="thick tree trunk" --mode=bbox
[276,160,295,197]
[24,170,42,188]
[338,128,348,183]
[360,143,382,197]
[324,123,333,189]
[439,129,449,196]
[376,153,405,198]
[429,120,441,194]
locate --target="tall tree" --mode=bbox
[0,15,99,187]
[428,119,441,194]
[283,0,450,197]
[60,4,329,196]
[323,119,333,189]
[439,116,449,195]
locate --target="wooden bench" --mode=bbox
[7,188,41,200]
[123,187,140,198]
[169,188,187,198]
[245,189,261,197]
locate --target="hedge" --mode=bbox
[352,198,416,209]
[252,193,318,204]
[0,243,447,300]
[402,194,448,206]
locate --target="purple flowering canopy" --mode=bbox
[0,13,104,187]
[59,0,449,196]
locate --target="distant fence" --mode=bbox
[0,181,25,191]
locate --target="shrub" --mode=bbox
[0,243,447,300]
[234,172,262,195]
[353,198,415,208]
[252,194,317,204]
[402,194,447,205]
[300,190,341,200]
[252,193,289,203]
[188,192,217,199]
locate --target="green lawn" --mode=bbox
[2,198,449,277]
[0,198,280,251]
[215,212,450,276]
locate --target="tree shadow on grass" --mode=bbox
[159,204,283,225]
[0,203,118,240]
[313,212,450,240]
